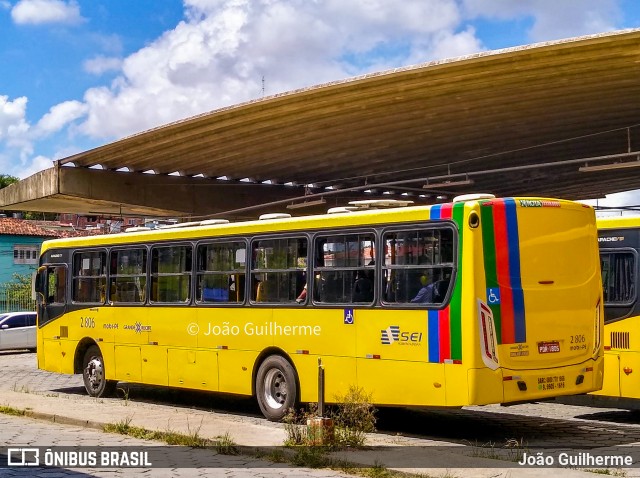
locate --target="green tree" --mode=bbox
[23,211,58,220]
[6,273,31,292]
[0,175,18,189]
[4,273,35,312]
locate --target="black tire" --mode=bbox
[82,345,117,397]
[256,355,298,421]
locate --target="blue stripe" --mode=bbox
[428,310,440,363]
[430,204,442,220]
[505,199,526,343]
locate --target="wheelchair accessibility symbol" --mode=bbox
[344,308,354,325]
[487,288,501,305]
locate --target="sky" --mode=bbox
[1,0,640,208]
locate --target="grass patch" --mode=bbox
[264,449,287,463]
[215,431,240,455]
[290,445,332,468]
[331,386,377,448]
[467,438,528,463]
[117,385,131,405]
[284,385,377,449]
[585,469,627,477]
[0,405,26,416]
[103,417,240,451]
[104,416,207,447]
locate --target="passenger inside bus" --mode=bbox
[296,284,307,303]
[352,270,374,302]
[254,275,265,301]
[411,270,449,304]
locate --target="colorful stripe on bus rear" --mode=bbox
[427,202,465,363]
[480,198,526,345]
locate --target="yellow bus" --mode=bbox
[593,216,640,403]
[34,195,603,420]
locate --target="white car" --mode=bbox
[0,312,36,351]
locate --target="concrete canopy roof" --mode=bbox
[2,29,640,219]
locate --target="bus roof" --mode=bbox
[597,215,640,230]
[38,197,591,253]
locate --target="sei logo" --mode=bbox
[381,326,423,346]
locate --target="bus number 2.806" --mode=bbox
[80,317,95,328]
[571,334,585,344]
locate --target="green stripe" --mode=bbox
[479,202,502,343]
[450,202,465,360]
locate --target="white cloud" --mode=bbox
[0,95,30,146]
[462,0,620,42]
[83,55,123,75]
[11,0,84,26]
[35,100,88,136]
[17,155,54,179]
[0,95,36,178]
[78,0,484,140]
[403,27,484,66]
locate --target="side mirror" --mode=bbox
[1,324,8,330]
[33,266,46,296]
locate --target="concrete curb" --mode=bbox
[25,410,105,431]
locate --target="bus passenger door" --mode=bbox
[39,265,67,324]
[36,265,68,371]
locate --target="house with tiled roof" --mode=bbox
[0,218,97,283]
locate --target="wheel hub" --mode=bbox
[85,357,104,392]
[263,369,288,410]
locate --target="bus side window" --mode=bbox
[382,227,455,305]
[197,241,246,304]
[250,237,307,304]
[313,232,375,304]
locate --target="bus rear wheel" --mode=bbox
[82,345,117,398]
[256,355,297,421]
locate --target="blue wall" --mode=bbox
[0,235,47,284]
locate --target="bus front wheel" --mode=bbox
[256,355,297,421]
[82,345,117,398]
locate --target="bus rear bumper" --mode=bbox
[468,358,604,405]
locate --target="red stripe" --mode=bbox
[438,307,450,361]
[440,203,453,219]
[438,202,453,361]
[493,200,515,344]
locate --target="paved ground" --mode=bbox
[0,351,639,477]
[0,413,356,477]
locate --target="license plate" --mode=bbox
[538,341,560,354]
